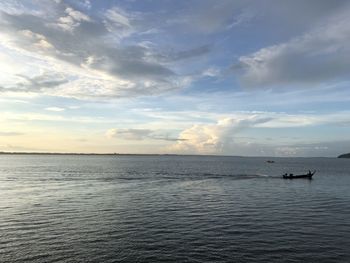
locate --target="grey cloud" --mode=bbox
[174,45,211,60]
[107,128,153,140]
[16,73,68,91]
[2,0,347,99]
[0,132,24,136]
[259,0,347,34]
[101,46,175,79]
[235,5,350,88]
[0,73,67,93]
[107,128,184,141]
[156,45,211,62]
[0,2,195,98]
[1,11,108,58]
[73,0,91,11]
[153,137,187,142]
[184,0,347,34]
[182,0,248,33]
[103,6,133,34]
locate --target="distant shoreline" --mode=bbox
[0,152,181,156]
[0,151,337,158]
[0,152,231,157]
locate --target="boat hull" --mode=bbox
[282,172,315,179]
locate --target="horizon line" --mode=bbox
[0,151,340,158]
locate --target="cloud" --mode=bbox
[160,45,211,62]
[106,128,184,141]
[56,7,91,32]
[106,128,153,140]
[0,143,48,152]
[0,1,210,100]
[170,115,272,154]
[0,131,24,136]
[273,140,350,157]
[169,0,345,35]
[201,67,221,78]
[0,0,348,100]
[15,73,68,91]
[45,107,65,112]
[0,111,113,124]
[168,110,350,155]
[235,5,350,87]
[104,6,133,36]
[179,0,250,33]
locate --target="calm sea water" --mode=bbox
[1,155,350,262]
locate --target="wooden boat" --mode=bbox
[266,160,275,163]
[283,170,315,179]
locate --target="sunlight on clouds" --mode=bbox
[169,111,350,155]
[169,115,272,154]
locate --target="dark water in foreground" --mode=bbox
[1,155,350,262]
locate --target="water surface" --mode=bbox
[1,155,350,262]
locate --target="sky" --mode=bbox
[1,0,350,157]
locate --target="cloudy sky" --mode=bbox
[1,0,350,156]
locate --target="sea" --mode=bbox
[1,154,350,262]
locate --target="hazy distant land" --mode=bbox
[0,151,348,158]
[0,152,180,156]
[338,153,350,158]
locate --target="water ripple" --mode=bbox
[1,155,350,262]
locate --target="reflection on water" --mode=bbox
[1,155,350,262]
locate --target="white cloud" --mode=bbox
[200,67,220,78]
[170,115,272,154]
[65,7,90,22]
[45,107,65,112]
[56,7,91,32]
[67,105,80,110]
[169,111,350,155]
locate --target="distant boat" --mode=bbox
[283,170,315,179]
[266,160,275,163]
